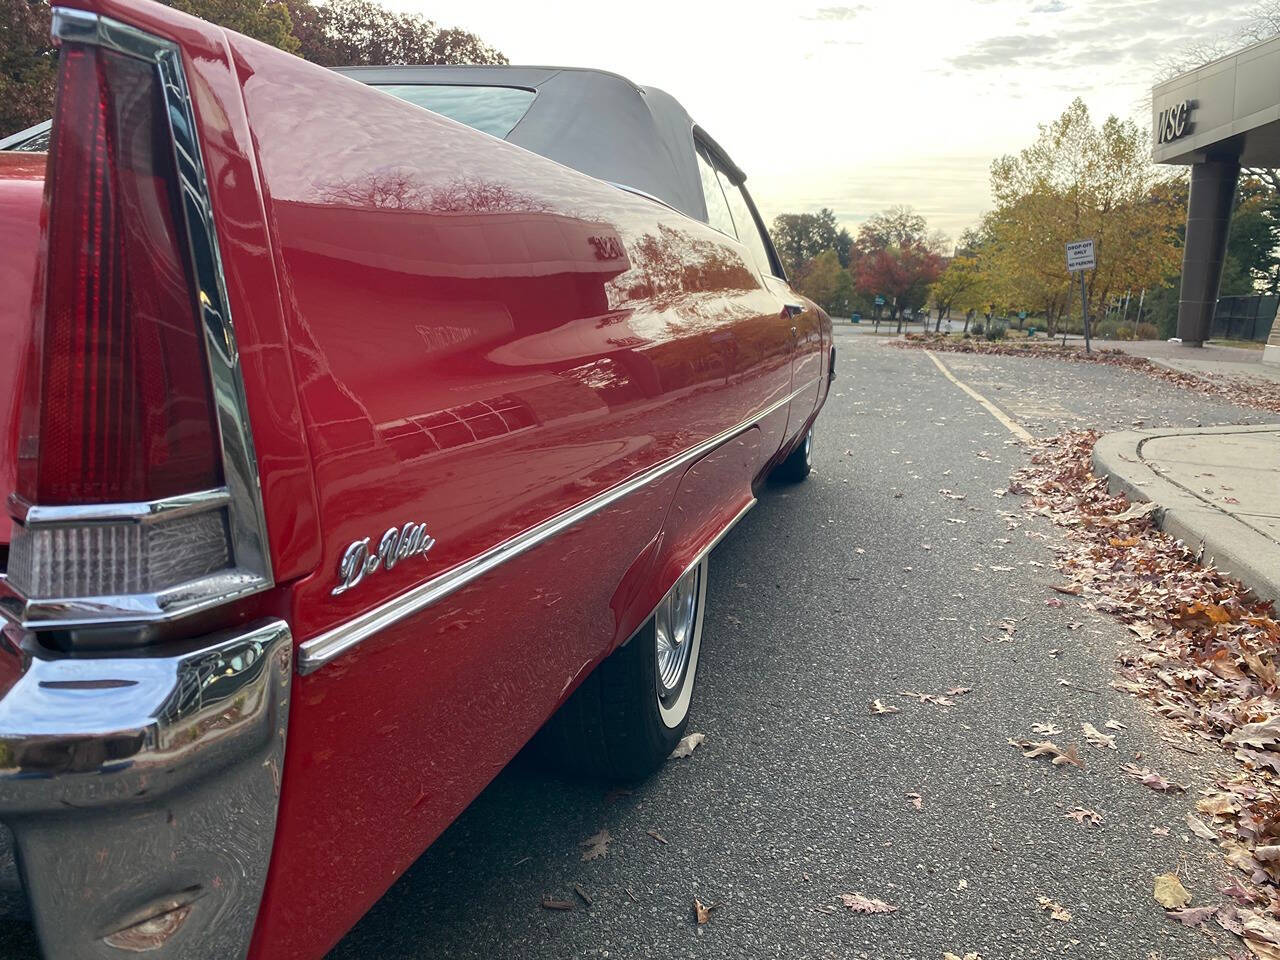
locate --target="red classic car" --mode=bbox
[0,2,832,957]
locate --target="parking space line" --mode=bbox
[924,350,1035,443]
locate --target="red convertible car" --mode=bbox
[0,2,832,957]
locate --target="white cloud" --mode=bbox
[381,0,1259,236]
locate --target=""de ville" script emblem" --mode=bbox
[333,521,436,596]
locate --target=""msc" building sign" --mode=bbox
[1156,100,1195,145]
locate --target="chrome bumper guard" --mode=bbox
[0,619,291,959]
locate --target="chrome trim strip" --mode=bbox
[11,487,230,526]
[704,497,758,557]
[298,383,809,674]
[0,569,269,632]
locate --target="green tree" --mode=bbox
[794,248,853,316]
[930,253,983,327]
[169,0,298,50]
[282,0,505,67]
[0,0,57,135]
[0,0,506,137]
[769,208,844,277]
[979,98,1183,333]
[1225,178,1280,294]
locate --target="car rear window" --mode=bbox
[375,84,536,139]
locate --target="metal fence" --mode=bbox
[1213,294,1278,342]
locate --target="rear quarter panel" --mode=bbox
[227,41,801,958]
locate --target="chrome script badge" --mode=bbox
[333,522,436,596]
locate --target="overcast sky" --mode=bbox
[386,0,1257,245]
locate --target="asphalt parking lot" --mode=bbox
[322,331,1276,959]
[2,331,1273,959]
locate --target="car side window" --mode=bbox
[716,167,781,279]
[695,144,737,238]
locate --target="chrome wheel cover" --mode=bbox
[654,558,707,727]
[803,428,813,468]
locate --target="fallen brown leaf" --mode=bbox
[1081,722,1117,750]
[838,892,898,914]
[1165,905,1216,927]
[1153,872,1191,909]
[1012,738,1084,769]
[541,897,574,911]
[1185,814,1217,840]
[1036,896,1072,922]
[870,699,901,715]
[1064,807,1102,827]
[693,897,714,925]
[1120,763,1185,793]
[669,733,705,759]
[580,828,612,862]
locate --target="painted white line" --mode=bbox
[924,350,1035,443]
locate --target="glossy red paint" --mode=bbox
[3,3,830,954]
[226,37,828,954]
[0,154,44,546]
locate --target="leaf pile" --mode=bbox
[894,334,1280,415]
[1009,429,1280,951]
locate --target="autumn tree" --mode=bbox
[1,0,505,136]
[770,208,851,276]
[283,0,505,67]
[168,0,298,50]
[1,0,57,134]
[794,248,854,316]
[929,253,983,329]
[848,204,946,329]
[978,98,1183,334]
[853,242,944,330]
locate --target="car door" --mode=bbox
[692,140,794,473]
[710,162,824,435]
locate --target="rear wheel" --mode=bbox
[538,558,706,781]
[772,426,813,483]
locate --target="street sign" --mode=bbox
[1065,239,1095,273]
[874,294,885,306]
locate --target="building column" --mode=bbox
[1177,158,1240,346]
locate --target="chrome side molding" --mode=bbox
[298,382,814,674]
[0,618,292,959]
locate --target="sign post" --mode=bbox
[1065,239,1095,354]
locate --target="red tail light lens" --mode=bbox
[18,43,222,506]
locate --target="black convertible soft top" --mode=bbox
[338,65,745,225]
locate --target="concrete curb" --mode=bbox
[1091,425,1280,604]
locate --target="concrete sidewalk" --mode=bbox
[1092,424,1280,602]
[1105,339,1280,385]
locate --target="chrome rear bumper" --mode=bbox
[0,619,291,959]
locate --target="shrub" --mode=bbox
[971,322,984,336]
[1096,318,1136,341]
[985,322,1008,341]
[1136,322,1159,340]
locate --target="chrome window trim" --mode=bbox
[3,10,275,634]
[0,120,52,152]
[298,382,812,674]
